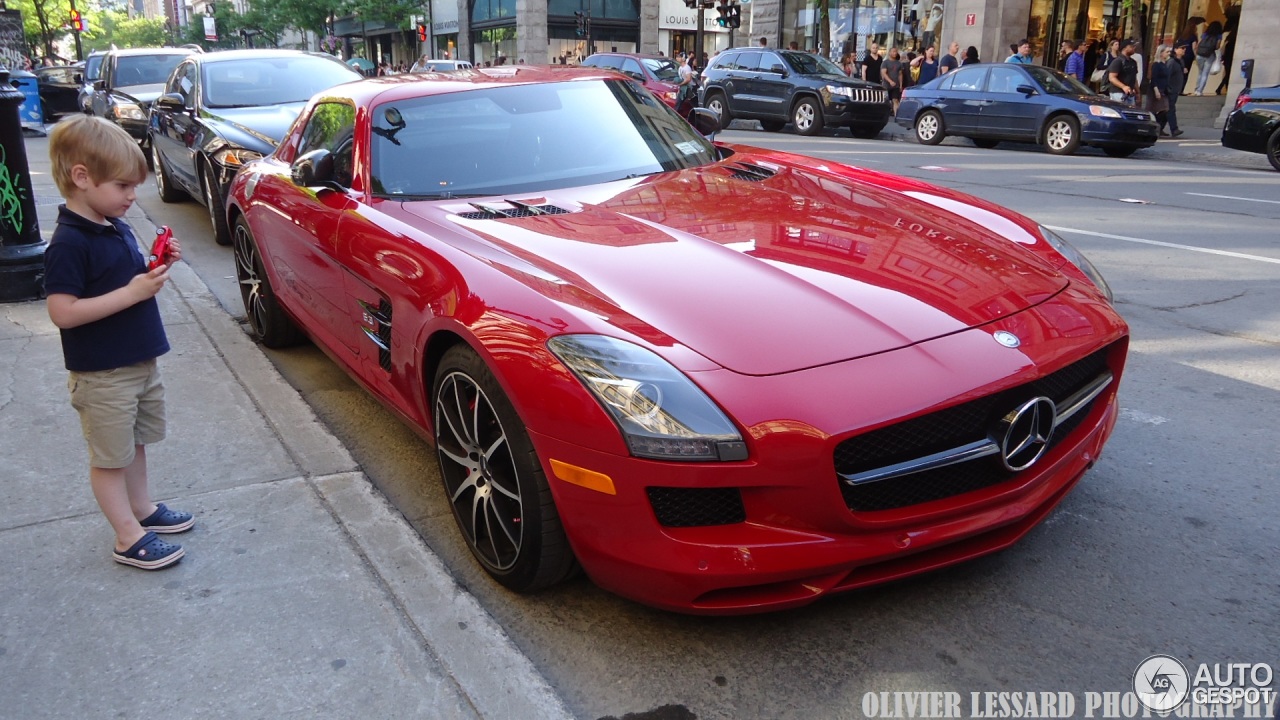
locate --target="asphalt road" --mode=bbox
[138,131,1280,720]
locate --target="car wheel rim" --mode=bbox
[203,172,219,229]
[1047,122,1071,150]
[709,99,722,116]
[435,371,523,571]
[155,154,166,192]
[233,224,268,334]
[796,104,814,130]
[919,116,937,140]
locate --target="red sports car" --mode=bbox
[227,66,1128,614]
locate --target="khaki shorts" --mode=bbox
[68,359,166,469]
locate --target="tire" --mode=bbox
[760,119,787,132]
[705,92,732,124]
[972,138,1000,149]
[153,142,185,203]
[232,215,305,348]
[915,109,945,145]
[203,162,232,246]
[1267,128,1280,172]
[792,97,824,136]
[850,122,886,139]
[1043,115,1081,155]
[433,345,576,593]
[1103,146,1138,158]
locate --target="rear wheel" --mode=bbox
[1043,115,1081,155]
[233,216,304,348]
[1103,145,1138,158]
[972,138,1000,149]
[760,119,787,132]
[203,163,232,246]
[1267,128,1280,172]
[915,110,945,145]
[433,345,576,593]
[705,92,732,124]
[792,97,824,136]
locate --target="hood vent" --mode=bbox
[727,162,778,182]
[457,199,572,220]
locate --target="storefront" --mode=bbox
[773,0,945,62]
[657,0,731,59]
[431,0,460,60]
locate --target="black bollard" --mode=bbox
[0,66,46,303]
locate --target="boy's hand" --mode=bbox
[166,236,182,266]
[129,265,170,300]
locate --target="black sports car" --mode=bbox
[1221,84,1280,171]
[896,63,1158,157]
[149,49,360,245]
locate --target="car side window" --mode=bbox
[713,51,738,70]
[760,52,785,73]
[593,56,622,70]
[986,67,1025,94]
[949,67,987,92]
[619,58,643,79]
[169,62,197,108]
[737,51,764,72]
[298,102,357,188]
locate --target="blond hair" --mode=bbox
[48,115,147,198]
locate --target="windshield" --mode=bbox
[642,57,680,82]
[1026,65,1096,95]
[781,50,846,76]
[115,54,186,86]
[203,56,360,108]
[370,79,719,199]
[85,54,104,81]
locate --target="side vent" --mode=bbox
[457,200,572,220]
[727,162,778,182]
[358,298,393,372]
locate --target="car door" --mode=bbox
[750,51,793,117]
[938,66,988,134]
[261,101,362,361]
[979,66,1042,139]
[712,51,753,114]
[151,60,200,194]
[90,54,114,118]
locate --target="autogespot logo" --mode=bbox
[1134,654,1190,713]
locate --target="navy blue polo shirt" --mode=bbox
[43,206,169,372]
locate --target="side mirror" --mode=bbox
[689,107,722,137]
[74,73,83,84]
[290,149,341,190]
[154,92,186,111]
[769,64,787,76]
[94,79,105,91]
[1016,84,1039,96]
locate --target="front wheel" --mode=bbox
[233,216,305,348]
[792,97,824,136]
[915,110,945,145]
[153,142,186,203]
[203,163,232,246]
[705,92,732,124]
[1267,128,1280,172]
[433,345,576,593]
[1043,115,1081,155]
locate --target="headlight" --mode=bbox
[213,147,265,168]
[826,85,854,98]
[114,102,145,121]
[1088,105,1122,118]
[548,335,747,462]
[1040,225,1113,302]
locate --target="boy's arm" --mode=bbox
[47,266,170,329]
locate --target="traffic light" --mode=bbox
[727,4,740,28]
[574,11,586,37]
[683,0,696,7]
[715,4,729,28]
[417,23,427,42]
[69,8,84,32]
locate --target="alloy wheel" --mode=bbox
[233,222,268,336]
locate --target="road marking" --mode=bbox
[1185,192,1280,206]
[1047,225,1280,265]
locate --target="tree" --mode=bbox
[10,0,68,61]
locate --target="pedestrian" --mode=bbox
[1164,44,1186,136]
[1094,39,1119,92]
[1006,39,1033,64]
[410,53,430,72]
[1173,18,1199,81]
[912,45,938,85]
[840,50,855,76]
[676,51,697,118]
[1106,38,1140,106]
[758,36,767,47]
[43,115,192,571]
[939,41,959,74]
[962,46,980,66]
[1062,39,1086,82]
[1215,3,1239,96]
[1192,20,1222,96]
[861,42,882,85]
[1148,45,1172,135]
[881,47,905,114]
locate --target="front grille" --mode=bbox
[1121,110,1151,121]
[456,204,571,220]
[835,345,1114,513]
[849,88,887,104]
[647,487,746,527]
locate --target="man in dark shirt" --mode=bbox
[1107,38,1139,105]
[939,41,960,74]
[861,42,883,84]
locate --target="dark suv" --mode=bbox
[699,48,891,137]
[91,47,195,154]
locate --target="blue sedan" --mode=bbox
[896,63,1159,157]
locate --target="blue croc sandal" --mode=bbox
[113,531,184,570]
[140,503,194,534]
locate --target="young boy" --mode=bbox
[44,115,192,570]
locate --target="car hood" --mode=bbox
[112,83,165,104]
[202,103,305,153]
[398,155,1068,375]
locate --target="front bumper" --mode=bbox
[1081,117,1159,148]
[824,96,893,126]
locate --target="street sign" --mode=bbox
[966,13,976,25]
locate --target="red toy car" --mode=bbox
[227,67,1128,614]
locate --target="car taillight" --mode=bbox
[1234,93,1251,111]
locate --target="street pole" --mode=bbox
[0,67,46,302]
[695,3,705,73]
[70,0,83,61]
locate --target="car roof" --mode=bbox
[107,47,195,57]
[312,65,623,105]
[186,49,349,65]
[588,52,670,61]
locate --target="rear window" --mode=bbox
[115,54,186,85]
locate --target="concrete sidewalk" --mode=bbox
[0,133,573,719]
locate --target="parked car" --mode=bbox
[896,63,1158,157]
[77,50,108,113]
[412,59,474,73]
[35,64,83,121]
[1221,84,1280,171]
[699,47,891,137]
[91,47,196,157]
[580,52,681,109]
[149,49,361,245]
[226,66,1128,614]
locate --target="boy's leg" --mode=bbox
[90,465,147,552]
[124,444,158,520]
